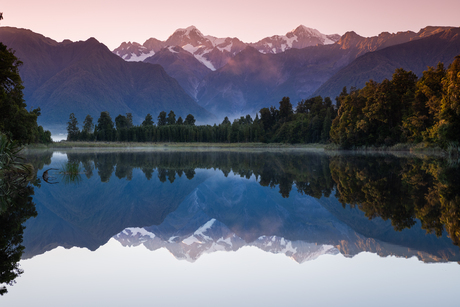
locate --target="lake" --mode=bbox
[1,148,460,306]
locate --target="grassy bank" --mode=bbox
[26,141,327,150]
[324,142,449,153]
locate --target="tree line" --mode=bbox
[66,53,460,148]
[66,96,337,144]
[330,55,460,149]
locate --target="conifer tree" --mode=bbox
[67,113,80,141]
[142,114,154,127]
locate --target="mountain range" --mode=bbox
[1,25,460,132]
[114,25,460,119]
[0,27,216,131]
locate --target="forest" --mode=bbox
[66,55,460,151]
[331,56,460,150]
[66,96,337,144]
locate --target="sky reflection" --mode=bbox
[4,238,460,307]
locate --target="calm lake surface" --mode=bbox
[2,149,460,306]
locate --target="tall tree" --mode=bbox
[115,115,128,130]
[82,115,94,133]
[259,108,272,130]
[0,43,43,144]
[184,114,196,126]
[157,111,167,126]
[66,113,80,141]
[279,97,293,122]
[95,111,115,141]
[126,113,133,128]
[167,111,176,125]
[438,55,460,146]
[142,113,154,127]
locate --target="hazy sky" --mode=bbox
[2,0,460,50]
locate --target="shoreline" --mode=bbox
[23,141,452,155]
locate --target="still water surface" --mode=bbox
[2,149,460,306]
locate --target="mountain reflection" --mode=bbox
[21,149,460,263]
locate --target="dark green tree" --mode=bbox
[82,115,94,133]
[176,116,183,125]
[115,114,129,130]
[438,55,460,147]
[279,97,293,122]
[95,111,115,141]
[157,111,167,126]
[259,108,273,131]
[184,114,196,126]
[142,114,154,127]
[126,113,133,128]
[167,111,176,125]
[0,43,44,144]
[66,113,80,141]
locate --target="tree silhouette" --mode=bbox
[66,113,80,141]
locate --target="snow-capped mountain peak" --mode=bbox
[252,25,340,54]
[173,25,203,37]
[112,25,340,67]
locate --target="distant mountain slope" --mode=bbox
[143,46,211,100]
[196,27,458,119]
[0,27,216,129]
[314,28,460,99]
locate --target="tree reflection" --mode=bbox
[330,155,460,247]
[63,151,335,199]
[0,144,37,295]
[26,150,460,250]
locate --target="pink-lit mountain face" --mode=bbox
[2,24,459,131]
[112,25,340,70]
[112,25,459,120]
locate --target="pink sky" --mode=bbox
[2,0,460,50]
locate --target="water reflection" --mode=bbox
[0,158,37,295]
[19,149,460,265]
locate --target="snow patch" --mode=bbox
[168,236,179,243]
[206,36,226,47]
[181,219,216,245]
[124,50,155,62]
[193,54,216,71]
[217,237,233,246]
[195,219,216,236]
[168,46,179,53]
[123,227,155,239]
[182,236,202,245]
[181,43,216,70]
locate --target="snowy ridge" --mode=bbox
[251,25,340,54]
[122,50,156,62]
[112,25,340,67]
[167,46,179,54]
[181,44,216,70]
[114,220,339,263]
